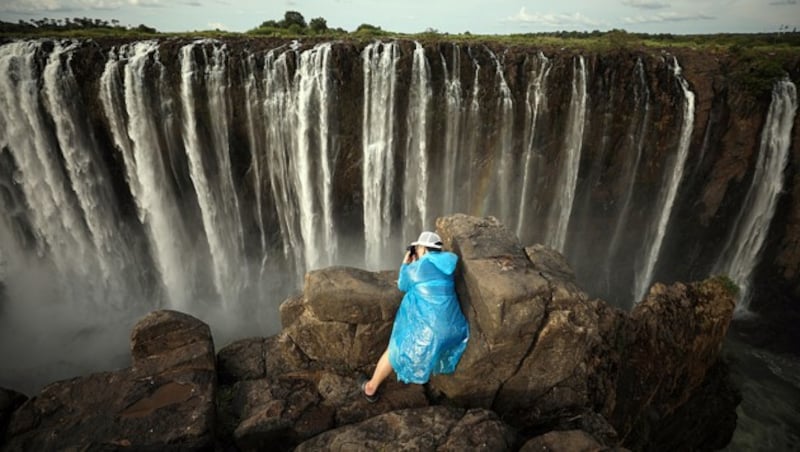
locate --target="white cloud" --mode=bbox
[507,7,603,28]
[623,11,715,23]
[208,21,227,30]
[769,0,797,5]
[622,0,670,9]
[0,0,162,13]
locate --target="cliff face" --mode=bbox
[0,37,797,325]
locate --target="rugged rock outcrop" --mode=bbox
[0,215,740,451]
[293,406,517,451]
[2,310,216,451]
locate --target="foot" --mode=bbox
[358,375,379,403]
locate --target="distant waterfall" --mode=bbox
[463,49,482,214]
[294,43,337,271]
[180,41,246,307]
[546,55,587,252]
[403,42,432,241]
[487,49,515,224]
[607,58,651,273]
[362,41,399,269]
[0,42,103,302]
[516,52,551,240]
[633,56,695,303]
[440,45,463,217]
[100,41,197,310]
[261,49,304,279]
[714,79,798,312]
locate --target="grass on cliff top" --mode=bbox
[4,25,800,52]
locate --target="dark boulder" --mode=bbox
[294,406,517,451]
[0,387,26,439]
[2,310,216,451]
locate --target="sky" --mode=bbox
[0,0,798,35]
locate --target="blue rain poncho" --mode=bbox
[388,250,469,384]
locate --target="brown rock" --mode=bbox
[431,215,551,407]
[0,387,26,438]
[217,337,266,384]
[294,406,516,451]
[610,277,737,442]
[520,429,612,452]
[2,310,216,451]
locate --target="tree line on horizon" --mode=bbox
[1,9,798,48]
[0,17,156,34]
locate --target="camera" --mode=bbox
[406,244,416,257]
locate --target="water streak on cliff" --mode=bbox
[362,41,399,268]
[516,52,551,240]
[714,79,798,312]
[402,42,431,240]
[547,55,587,252]
[634,56,695,303]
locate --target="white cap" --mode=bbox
[411,231,443,249]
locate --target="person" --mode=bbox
[360,231,469,402]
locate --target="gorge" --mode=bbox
[0,36,798,447]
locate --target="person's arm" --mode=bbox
[397,251,419,292]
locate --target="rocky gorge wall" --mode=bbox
[0,37,798,364]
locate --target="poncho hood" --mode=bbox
[425,251,458,276]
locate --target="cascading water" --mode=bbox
[402,42,432,241]
[633,56,695,304]
[546,55,587,252]
[261,48,304,279]
[43,42,144,305]
[0,42,101,301]
[485,48,515,225]
[440,45,463,217]
[606,58,651,287]
[713,79,798,313]
[294,43,337,270]
[362,41,399,269]
[516,52,551,240]
[180,41,247,307]
[101,41,198,311]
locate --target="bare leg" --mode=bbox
[365,349,393,396]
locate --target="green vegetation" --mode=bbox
[711,275,741,299]
[2,10,797,95]
[0,17,159,37]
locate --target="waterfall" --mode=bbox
[180,41,246,307]
[633,56,695,303]
[546,55,587,252]
[714,79,798,313]
[362,41,399,269]
[294,43,337,270]
[516,52,551,240]
[42,42,146,305]
[485,49,515,224]
[0,41,102,301]
[461,46,482,215]
[262,49,304,280]
[403,42,432,241]
[607,58,651,275]
[440,45,463,217]
[242,53,269,275]
[100,41,197,310]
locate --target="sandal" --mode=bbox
[358,375,379,403]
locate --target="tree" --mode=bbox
[259,19,279,29]
[282,11,306,29]
[309,17,327,33]
[356,23,381,33]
